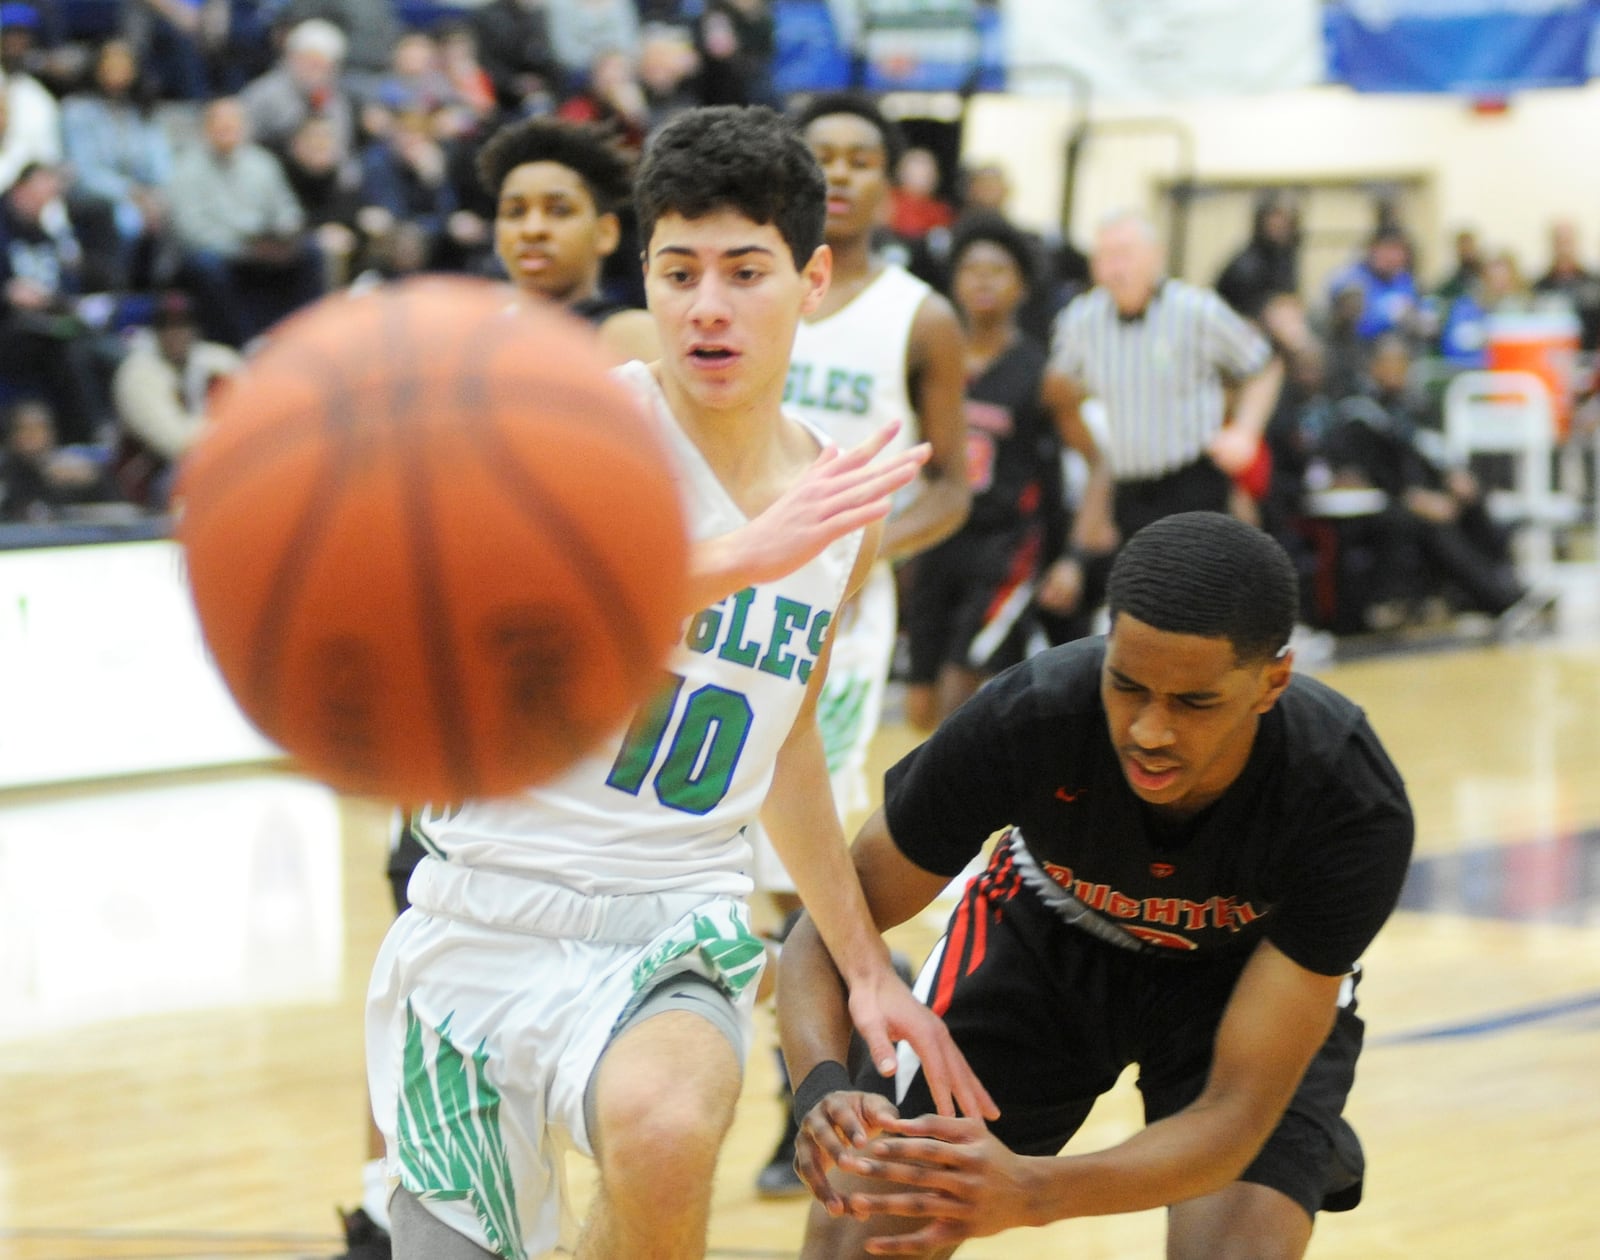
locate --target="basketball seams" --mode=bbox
[456,318,667,683]
[382,289,484,799]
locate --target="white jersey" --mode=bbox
[414,360,862,901]
[785,262,930,454]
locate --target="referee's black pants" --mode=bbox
[1113,457,1233,542]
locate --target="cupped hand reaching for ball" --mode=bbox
[689,421,929,608]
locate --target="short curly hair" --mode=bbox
[634,106,825,269]
[476,117,635,216]
[791,91,906,173]
[948,213,1039,294]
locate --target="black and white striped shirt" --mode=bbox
[1050,279,1271,480]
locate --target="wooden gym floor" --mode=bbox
[3,609,1599,1259]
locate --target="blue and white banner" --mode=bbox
[1325,1,1600,94]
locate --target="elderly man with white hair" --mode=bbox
[1049,210,1285,546]
[240,17,359,164]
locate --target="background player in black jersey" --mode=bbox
[778,511,1414,1259]
[903,215,1113,731]
[477,114,659,364]
[333,113,662,1260]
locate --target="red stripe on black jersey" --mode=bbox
[930,838,1021,1016]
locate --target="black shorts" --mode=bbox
[858,850,1366,1219]
[387,820,430,916]
[904,527,1041,683]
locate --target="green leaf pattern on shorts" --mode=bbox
[398,1002,526,1260]
[817,673,871,774]
[631,903,766,999]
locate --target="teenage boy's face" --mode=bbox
[803,113,889,245]
[494,161,619,304]
[1101,613,1291,818]
[644,209,829,413]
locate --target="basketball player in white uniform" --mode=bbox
[748,93,970,1195]
[364,107,994,1260]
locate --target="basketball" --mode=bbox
[175,275,689,803]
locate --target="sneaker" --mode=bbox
[330,1207,391,1260]
[755,1111,807,1199]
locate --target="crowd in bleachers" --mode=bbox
[0,0,1593,641]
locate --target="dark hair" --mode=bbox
[634,105,825,269]
[948,213,1038,294]
[791,91,906,172]
[475,116,634,216]
[1107,512,1298,663]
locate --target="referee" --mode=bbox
[1050,211,1284,543]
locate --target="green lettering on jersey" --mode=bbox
[683,602,722,654]
[716,587,761,667]
[757,597,812,680]
[797,609,832,685]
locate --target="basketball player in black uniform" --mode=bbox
[903,215,1112,731]
[335,115,660,1260]
[779,512,1414,1259]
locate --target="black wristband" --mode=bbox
[791,1059,853,1125]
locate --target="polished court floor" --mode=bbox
[3,604,1599,1258]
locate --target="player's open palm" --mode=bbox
[836,1114,1039,1255]
[739,421,930,587]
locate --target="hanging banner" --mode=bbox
[1324,1,1599,94]
[998,0,1324,101]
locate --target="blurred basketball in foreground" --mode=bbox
[176,276,688,802]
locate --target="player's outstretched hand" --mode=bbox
[735,421,930,589]
[847,968,998,1124]
[834,1114,1039,1255]
[794,1089,902,1213]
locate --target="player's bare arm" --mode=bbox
[877,293,969,563]
[777,808,999,1214]
[832,938,1341,1254]
[686,421,930,610]
[763,557,993,1139]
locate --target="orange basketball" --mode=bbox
[175,276,688,803]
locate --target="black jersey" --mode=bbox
[883,638,1413,977]
[963,337,1059,534]
[570,295,635,326]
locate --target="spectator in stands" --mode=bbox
[888,146,954,243]
[119,0,221,100]
[168,96,324,345]
[547,0,640,90]
[280,115,363,288]
[356,107,459,269]
[1216,189,1301,322]
[0,163,122,445]
[1325,225,1422,344]
[1438,247,1533,368]
[1319,333,1526,625]
[1532,218,1600,351]
[556,48,649,150]
[277,0,402,94]
[375,30,454,117]
[110,288,239,509]
[693,0,776,107]
[437,23,497,124]
[468,0,560,113]
[636,23,701,124]
[1434,226,1483,303]
[0,394,116,521]
[241,17,360,166]
[61,39,175,292]
[0,24,63,196]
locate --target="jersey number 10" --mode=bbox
[605,672,753,815]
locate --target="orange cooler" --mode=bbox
[1486,309,1581,437]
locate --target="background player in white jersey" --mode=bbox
[364,105,995,1260]
[749,90,971,1197]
